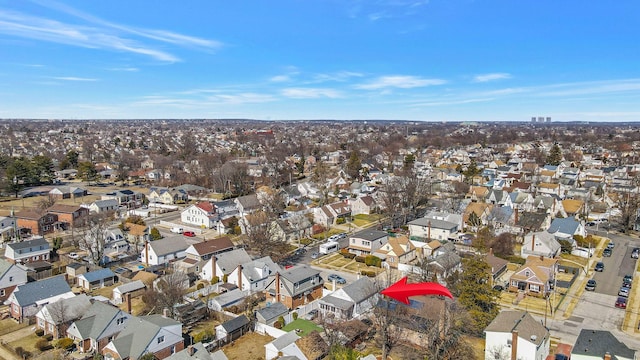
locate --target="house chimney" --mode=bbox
[125,292,132,314]
[237,265,243,291]
[145,241,149,266]
[187,345,195,356]
[511,330,518,360]
[428,221,431,240]
[531,234,535,252]
[515,207,519,223]
[489,247,493,256]
[275,272,281,303]
[211,256,217,282]
[162,307,171,318]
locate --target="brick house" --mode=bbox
[67,301,133,354]
[265,265,324,310]
[15,210,60,236]
[46,204,90,228]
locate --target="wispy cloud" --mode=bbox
[270,75,292,83]
[537,79,640,97]
[355,75,446,90]
[109,67,139,72]
[51,76,98,81]
[312,71,363,83]
[0,1,221,63]
[473,73,512,83]
[282,88,342,99]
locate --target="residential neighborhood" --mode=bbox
[0,119,639,359]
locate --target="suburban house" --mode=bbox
[571,329,636,360]
[181,202,217,229]
[49,186,87,200]
[408,212,461,241]
[165,342,229,360]
[198,248,252,283]
[207,288,245,312]
[77,268,117,290]
[234,194,261,217]
[149,187,188,205]
[101,189,144,209]
[347,229,389,256]
[508,256,558,297]
[270,215,313,245]
[215,315,251,344]
[87,199,119,214]
[255,302,289,326]
[373,235,416,268]
[227,256,280,292]
[125,223,150,250]
[265,265,324,309]
[35,294,92,338]
[4,237,50,264]
[0,216,16,241]
[67,301,133,354]
[141,236,189,266]
[102,314,184,360]
[349,195,376,215]
[463,202,493,230]
[264,331,328,360]
[175,237,235,275]
[484,310,550,360]
[521,231,562,258]
[547,217,586,241]
[485,250,508,285]
[7,275,75,322]
[112,280,146,305]
[46,204,90,228]
[313,201,352,226]
[318,277,378,320]
[15,211,60,236]
[428,251,462,281]
[0,258,28,302]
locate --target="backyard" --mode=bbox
[281,319,323,337]
[220,332,273,360]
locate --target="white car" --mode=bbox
[68,252,79,260]
[170,227,184,234]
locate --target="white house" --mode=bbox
[226,256,280,293]
[87,199,119,214]
[318,277,378,320]
[181,202,217,229]
[0,258,28,302]
[521,231,562,259]
[484,310,550,360]
[4,237,50,264]
[140,237,188,266]
[407,211,461,241]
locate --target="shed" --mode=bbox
[77,268,117,290]
[112,280,146,304]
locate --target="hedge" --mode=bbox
[53,337,74,350]
[365,255,382,267]
[354,256,365,263]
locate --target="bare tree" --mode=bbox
[36,195,57,214]
[78,213,111,265]
[142,270,189,317]
[241,211,289,262]
[47,299,70,339]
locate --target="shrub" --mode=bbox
[274,320,283,329]
[212,276,219,284]
[193,329,214,343]
[15,347,31,359]
[292,312,298,320]
[196,282,204,290]
[340,249,356,259]
[354,256,365,263]
[361,270,377,277]
[364,255,382,267]
[36,339,51,351]
[53,337,74,350]
[336,218,346,225]
[35,329,45,337]
[44,334,54,341]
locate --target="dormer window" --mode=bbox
[525,271,530,277]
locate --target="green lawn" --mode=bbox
[282,319,323,337]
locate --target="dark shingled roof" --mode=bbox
[572,329,635,359]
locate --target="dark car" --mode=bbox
[595,262,605,272]
[615,296,627,309]
[493,285,504,292]
[585,279,597,291]
[328,274,347,284]
[607,242,615,250]
[183,231,196,237]
[603,248,612,257]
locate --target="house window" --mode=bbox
[529,284,540,292]
[9,276,12,282]
[511,280,517,287]
[117,317,126,325]
[171,345,176,354]
[525,271,530,277]
[361,240,370,247]
[0,289,4,297]
[157,336,164,344]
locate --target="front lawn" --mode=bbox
[282,319,323,337]
[0,318,29,336]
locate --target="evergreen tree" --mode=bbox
[457,256,500,336]
[546,144,563,165]
[345,151,361,179]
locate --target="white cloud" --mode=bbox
[51,76,98,81]
[109,67,139,72]
[312,71,363,83]
[355,75,446,90]
[270,75,291,82]
[473,73,512,83]
[281,88,342,99]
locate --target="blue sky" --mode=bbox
[1,0,640,122]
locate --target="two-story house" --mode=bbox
[102,314,184,360]
[7,275,75,322]
[174,237,234,275]
[141,237,188,266]
[198,248,252,283]
[408,212,461,241]
[46,204,90,229]
[318,277,378,319]
[347,229,388,256]
[373,235,416,268]
[349,195,377,216]
[0,216,17,242]
[265,265,324,309]
[227,256,280,292]
[87,199,119,214]
[0,258,28,302]
[101,189,144,209]
[5,237,50,264]
[181,202,217,229]
[67,301,134,354]
[149,187,188,205]
[484,310,550,360]
[15,210,59,236]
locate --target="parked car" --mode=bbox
[615,297,627,309]
[603,248,612,257]
[311,252,319,259]
[493,285,504,292]
[170,227,184,234]
[68,252,79,260]
[595,262,605,272]
[183,231,196,237]
[632,248,640,259]
[607,242,615,250]
[585,279,597,291]
[586,221,596,226]
[618,287,630,298]
[337,233,347,239]
[327,274,347,284]
[328,235,340,242]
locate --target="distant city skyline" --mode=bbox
[1,1,639,122]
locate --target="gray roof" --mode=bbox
[210,288,245,307]
[80,268,116,282]
[72,301,127,340]
[270,331,300,351]
[215,249,252,274]
[319,294,354,310]
[408,217,458,231]
[548,217,579,236]
[572,329,635,360]
[220,315,249,332]
[7,237,49,251]
[166,342,213,360]
[210,350,229,360]
[12,275,72,306]
[111,315,181,359]
[241,256,279,282]
[93,199,119,207]
[113,280,145,294]
[484,311,548,346]
[341,277,377,304]
[0,258,15,278]
[42,294,91,324]
[351,229,388,241]
[280,265,321,285]
[150,236,189,256]
[256,302,288,324]
[432,251,461,271]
